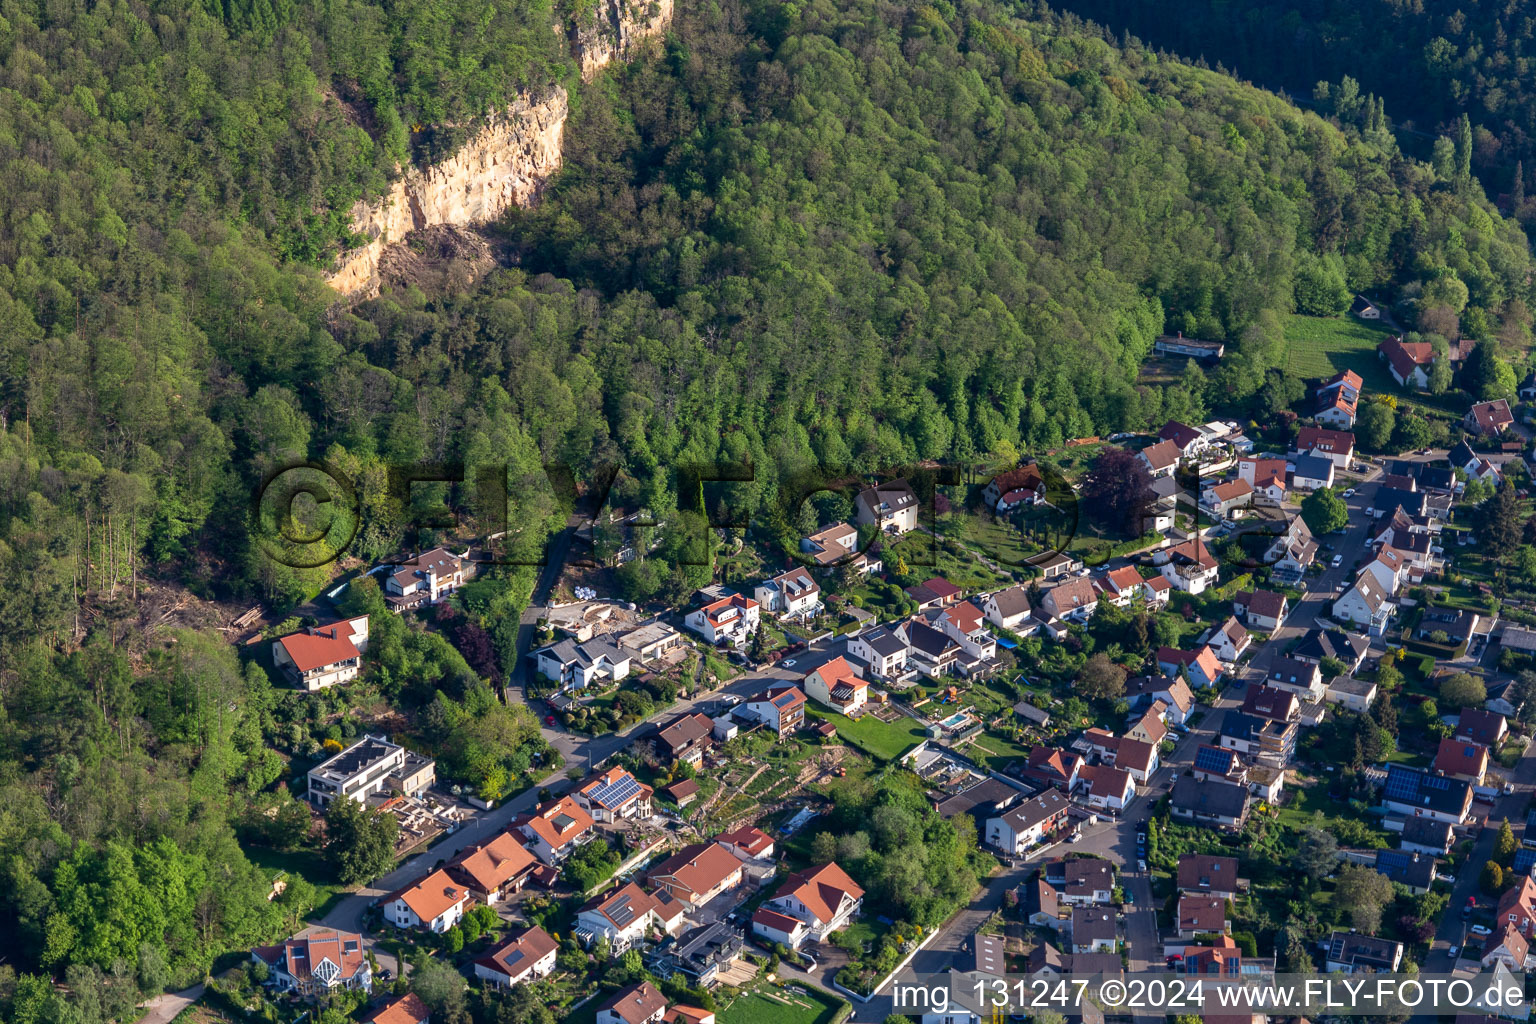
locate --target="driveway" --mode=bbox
[134,985,205,1024]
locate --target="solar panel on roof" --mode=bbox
[1376,850,1409,869]
[1194,747,1233,773]
[1513,849,1536,874]
[589,772,641,807]
[1383,766,1421,801]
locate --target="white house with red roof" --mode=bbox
[272,615,369,691]
[1379,336,1435,389]
[1433,737,1490,785]
[936,601,997,660]
[801,656,869,715]
[383,869,469,933]
[1097,566,1147,607]
[1152,538,1220,594]
[1077,763,1134,812]
[983,464,1047,511]
[717,826,774,862]
[745,685,805,738]
[1157,645,1224,690]
[598,981,671,1024]
[577,883,685,951]
[1201,478,1253,516]
[446,831,537,904]
[684,593,759,645]
[1314,370,1363,429]
[1159,420,1207,457]
[644,841,745,908]
[515,795,596,864]
[756,862,865,947]
[1206,616,1251,663]
[1293,426,1356,470]
[251,929,372,997]
[1138,438,1182,478]
[1237,457,1288,503]
[383,547,466,610]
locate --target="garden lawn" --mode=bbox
[719,984,848,1024]
[966,730,1033,772]
[806,707,927,761]
[1282,314,1467,416]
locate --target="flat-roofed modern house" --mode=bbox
[307,735,435,807]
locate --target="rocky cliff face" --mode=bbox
[326,0,672,298]
[572,0,675,81]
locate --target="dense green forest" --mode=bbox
[1040,0,1536,212]
[2,0,1535,1015]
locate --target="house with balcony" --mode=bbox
[684,594,759,646]
[753,566,821,619]
[985,790,1071,854]
[743,686,805,738]
[382,547,466,610]
[935,601,997,661]
[251,929,371,998]
[848,626,910,680]
[801,656,869,715]
[272,615,369,691]
[800,523,880,573]
[1152,538,1219,595]
[532,637,632,692]
[473,926,558,988]
[382,869,469,933]
[754,862,864,948]
[306,735,435,807]
[656,712,714,766]
[577,883,685,951]
[855,478,919,534]
[514,795,597,864]
[576,767,655,822]
[445,831,537,904]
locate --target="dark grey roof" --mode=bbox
[1292,453,1334,480]
[905,620,956,658]
[936,779,1022,820]
[1219,711,1264,743]
[1381,764,1471,817]
[1375,487,1427,517]
[1326,931,1401,971]
[1450,440,1477,466]
[858,627,908,657]
[1292,628,1369,664]
[1400,817,1453,848]
[1171,776,1248,818]
[1014,701,1051,725]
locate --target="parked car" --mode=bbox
[1343,488,1355,497]
[1331,554,1343,568]
[1448,946,1460,959]
[1471,924,1493,937]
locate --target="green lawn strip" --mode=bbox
[1283,314,1467,417]
[718,982,849,1024]
[804,707,927,761]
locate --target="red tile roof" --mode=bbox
[775,862,864,925]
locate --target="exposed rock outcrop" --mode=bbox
[572,0,675,81]
[327,90,567,298]
[326,0,673,298]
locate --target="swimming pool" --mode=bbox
[939,711,970,730]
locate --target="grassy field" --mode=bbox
[719,984,849,1024]
[1283,314,1468,416]
[806,706,928,761]
[966,730,1032,771]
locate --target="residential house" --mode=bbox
[906,577,963,610]
[1379,335,1434,389]
[1233,589,1288,631]
[1080,731,1159,785]
[748,907,808,949]
[533,638,632,692]
[1291,628,1370,672]
[1021,747,1083,792]
[383,548,466,610]
[382,870,469,933]
[1137,439,1182,478]
[473,926,559,988]
[576,767,655,823]
[757,863,865,947]
[272,616,369,690]
[1159,420,1207,456]
[1045,856,1116,905]
[1261,513,1318,577]
[1362,547,1411,593]
[936,602,997,661]
[1177,855,1241,898]
[753,567,821,619]
[1180,934,1245,976]
[1202,479,1253,516]
[1294,426,1357,470]
[1334,571,1395,636]
[984,464,1047,511]
[800,523,879,573]
[1398,817,1456,856]
[1433,738,1490,785]
[1450,440,1480,475]
[743,685,805,738]
[855,479,920,534]
[1325,676,1379,714]
[801,656,869,715]
[1238,457,1289,503]
[367,995,429,1024]
[1207,616,1251,663]
[577,883,684,951]
[1156,645,1223,689]
[904,620,964,677]
[1152,538,1220,595]
[717,827,775,863]
[645,842,745,909]
[1218,711,1297,765]
[618,621,687,664]
[1265,657,1324,702]
[1029,551,1085,580]
[1374,849,1439,893]
[1077,763,1135,813]
[985,789,1072,854]
[1126,708,1167,746]
[597,982,670,1024]
[1457,709,1509,747]
[684,594,759,646]
[1071,907,1118,953]
[1124,674,1195,726]
[1497,875,1536,937]
[647,922,745,990]
[1482,925,1529,971]
[1024,877,1062,928]
[982,586,1035,631]
[1039,577,1099,622]
[1373,486,1428,519]
[1466,399,1515,437]
[515,795,597,864]
[1290,452,1335,492]
[1380,764,1473,825]
[1176,897,1228,940]
[1097,566,1149,607]
[1192,744,1244,785]
[1313,372,1363,430]
[656,712,714,765]
[1324,931,1404,973]
[445,831,537,905]
[1169,776,1249,829]
[1242,685,1299,723]
[847,627,910,680]
[251,930,371,997]
[307,735,435,807]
